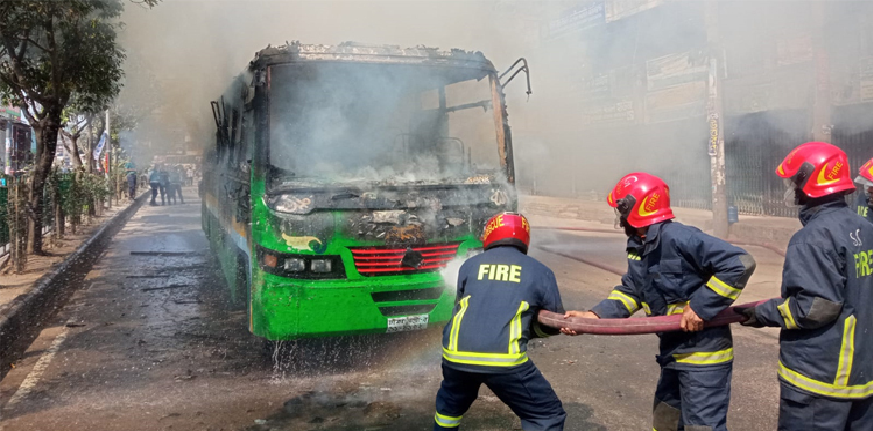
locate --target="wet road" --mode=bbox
[0,196,784,430]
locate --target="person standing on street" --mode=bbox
[159,167,171,205]
[562,173,756,431]
[175,166,185,204]
[168,166,184,204]
[736,142,873,431]
[433,213,567,431]
[148,168,161,206]
[855,158,873,224]
[126,170,137,200]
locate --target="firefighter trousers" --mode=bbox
[653,364,732,431]
[778,382,873,431]
[433,362,565,430]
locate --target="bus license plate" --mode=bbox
[386,315,429,333]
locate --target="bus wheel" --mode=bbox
[233,253,248,309]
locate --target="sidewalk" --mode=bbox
[0,191,147,372]
[521,194,801,247]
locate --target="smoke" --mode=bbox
[116,1,873,204]
[116,0,524,162]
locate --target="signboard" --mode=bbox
[646,51,708,92]
[708,114,719,156]
[606,0,663,23]
[860,57,873,101]
[645,81,706,123]
[580,101,636,125]
[93,131,107,161]
[547,1,605,40]
[776,34,813,66]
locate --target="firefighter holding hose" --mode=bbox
[561,173,756,431]
[855,157,873,224]
[433,212,567,431]
[736,143,873,430]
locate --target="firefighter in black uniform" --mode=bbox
[433,213,566,430]
[737,142,873,431]
[855,157,873,224]
[562,172,756,431]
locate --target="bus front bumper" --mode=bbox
[251,273,455,340]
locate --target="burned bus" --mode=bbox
[202,42,528,341]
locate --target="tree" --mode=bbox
[0,1,128,254]
[60,107,92,170]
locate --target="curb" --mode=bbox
[0,192,148,373]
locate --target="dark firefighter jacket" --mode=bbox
[442,245,564,373]
[857,191,872,224]
[591,221,756,370]
[754,200,873,400]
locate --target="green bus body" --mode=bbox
[202,42,518,340]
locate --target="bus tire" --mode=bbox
[233,253,249,308]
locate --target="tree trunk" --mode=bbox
[85,117,95,174]
[26,106,62,255]
[67,133,83,169]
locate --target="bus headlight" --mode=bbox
[257,246,345,279]
[283,258,306,272]
[310,259,332,273]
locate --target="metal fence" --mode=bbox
[1,173,76,259]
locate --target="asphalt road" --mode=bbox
[0,196,785,431]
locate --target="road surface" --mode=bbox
[0,192,785,430]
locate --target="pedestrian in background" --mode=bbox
[737,142,873,431]
[169,166,184,204]
[126,170,137,200]
[148,168,161,206]
[159,167,171,205]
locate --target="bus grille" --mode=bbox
[350,243,461,276]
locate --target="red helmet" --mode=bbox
[776,142,855,198]
[607,173,675,228]
[857,158,873,187]
[482,213,531,254]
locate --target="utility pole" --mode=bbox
[811,2,832,143]
[3,117,10,175]
[705,0,729,238]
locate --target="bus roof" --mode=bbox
[250,41,496,72]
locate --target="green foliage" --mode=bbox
[0,1,127,121]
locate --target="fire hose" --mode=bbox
[536,299,769,335]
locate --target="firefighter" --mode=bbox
[561,173,756,431]
[855,158,873,224]
[736,142,873,430]
[433,212,566,431]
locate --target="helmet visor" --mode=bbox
[783,178,800,208]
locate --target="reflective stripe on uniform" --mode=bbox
[435,412,463,428]
[777,298,799,329]
[673,348,734,365]
[778,361,873,399]
[667,301,689,316]
[608,290,640,314]
[442,348,529,367]
[642,302,652,316]
[835,316,857,387]
[705,276,742,300]
[449,296,471,351]
[628,252,641,260]
[509,301,530,354]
